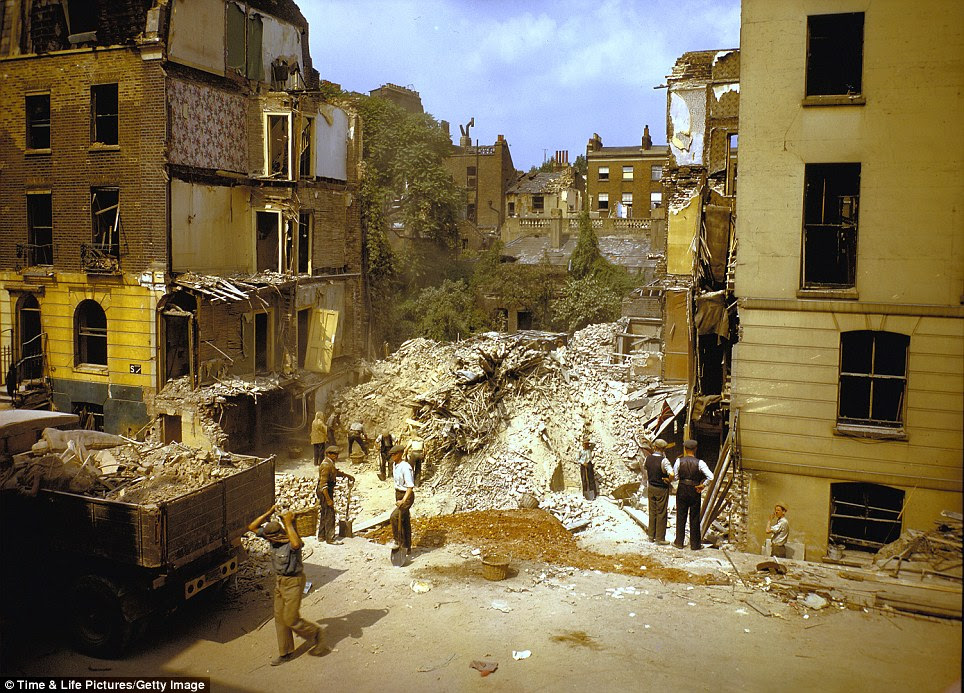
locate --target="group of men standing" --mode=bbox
[642,438,714,550]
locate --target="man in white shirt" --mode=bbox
[766,504,789,558]
[672,439,715,550]
[390,445,415,558]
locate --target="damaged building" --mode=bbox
[732,1,963,558]
[0,0,367,447]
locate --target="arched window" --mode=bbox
[75,300,107,366]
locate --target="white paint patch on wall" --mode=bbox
[315,107,350,181]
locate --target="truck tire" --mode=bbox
[67,575,134,658]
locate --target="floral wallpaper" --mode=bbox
[169,79,247,172]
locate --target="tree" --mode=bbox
[551,275,624,333]
[569,210,603,279]
[572,154,588,177]
[401,279,488,342]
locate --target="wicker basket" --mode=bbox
[518,493,539,509]
[481,553,511,581]
[293,507,319,537]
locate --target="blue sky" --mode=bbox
[301,0,741,170]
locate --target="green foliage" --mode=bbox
[400,279,488,342]
[526,159,556,175]
[572,154,588,177]
[551,275,625,333]
[569,210,603,279]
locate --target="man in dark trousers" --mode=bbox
[316,446,354,544]
[643,438,674,544]
[672,439,714,550]
[389,444,414,558]
[247,504,327,666]
[376,431,394,481]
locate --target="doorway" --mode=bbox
[17,294,43,380]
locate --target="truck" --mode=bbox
[0,410,275,657]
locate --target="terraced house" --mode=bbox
[0,0,367,446]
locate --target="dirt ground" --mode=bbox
[3,456,961,692]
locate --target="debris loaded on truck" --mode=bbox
[0,417,275,658]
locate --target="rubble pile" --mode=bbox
[333,322,687,513]
[874,511,963,580]
[539,491,616,530]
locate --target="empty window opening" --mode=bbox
[297,308,310,368]
[297,213,311,274]
[90,187,120,258]
[27,193,53,266]
[597,166,609,181]
[726,133,739,195]
[17,294,43,381]
[507,201,516,217]
[802,163,860,288]
[266,114,290,178]
[466,165,477,187]
[254,312,269,373]
[807,13,864,97]
[161,292,196,384]
[72,402,104,432]
[830,482,903,552]
[75,299,107,366]
[67,2,99,35]
[91,84,118,146]
[650,192,663,210]
[161,414,182,444]
[650,165,663,182]
[531,196,544,214]
[26,94,50,149]
[299,116,313,178]
[256,210,281,272]
[622,165,634,181]
[839,330,909,428]
[517,310,533,331]
[282,217,295,273]
[597,192,609,212]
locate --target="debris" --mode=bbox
[802,593,829,610]
[490,600,512,613]
[410,581,432,593]
[512,650,531,660]
[469,660,498,677]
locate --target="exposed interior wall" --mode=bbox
[667,192,700,275]
[669,88,706,167]
[168,79,247,172]
[167,0,225,75]
[261,11,303,82]
[662,288,690,383]
[315,106,349,180]
[171,180,253,274]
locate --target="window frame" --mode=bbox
[805,12,865,102]
[74,299,108,368]
[800,163,860,291]
[622,165,634,181]
[90,83,119,147]
[26,192,53,266]
[531,196,544,214]
[299,115,314,178]
[597,192,609,212]
[264,112,293,180]
[650,165,663,182]
[597,166,609,182]
[90,187,121,259]
[26,92,51,151]
[836,330,909,436]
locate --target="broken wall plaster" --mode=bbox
[167,0,225,76]
[669,88,706,167]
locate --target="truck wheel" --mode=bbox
[68,575,133,658]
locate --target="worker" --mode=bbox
[375,431,394,481]
[405,437,425,486]
[347,420,369,456]
[672,439,714,550]
[325,410,339,449]
[310,412,327,465]
[578,436,597,501]
[389,444,414,559]
[766,504,790,558]
[316,445,354,544]
[247,504,327,666]
[643,439,674,544]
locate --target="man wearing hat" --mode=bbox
[672,439,714,550]
[310,412,328,465]
[389,444,414,557]
[643,439,674,544]
[316,446,355,544]
[247,504,326,666]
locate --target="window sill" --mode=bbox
[89,144,120,153]
[802,94,866,107]
[797,287,858,300]
[74,364,109,376]
[834,423,907,441]
[25,148,51,156]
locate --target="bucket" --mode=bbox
[481,553,511,581]
[293,507,319,537]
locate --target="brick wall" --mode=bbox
[0,47,168,274]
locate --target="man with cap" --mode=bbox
[643,439,674,544]
[389,444,414,558]
[247,504,326,666]
[310,411,328,465]
[672,439,715,550]
[375,431,394,481]
[316,446,355,544]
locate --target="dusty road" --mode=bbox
[3,508,961,693]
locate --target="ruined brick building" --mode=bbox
[0,0,367,448]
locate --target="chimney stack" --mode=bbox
[641,125,652,150]
[441,120,450,139]
[587,133,603,153]
[553,150,569,167]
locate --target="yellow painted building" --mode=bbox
[733,0,964,558]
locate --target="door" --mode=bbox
[304,309,339,373]
[17,294,43,380]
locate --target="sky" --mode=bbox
[300,0,741,171]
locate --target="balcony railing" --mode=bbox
[15,242,54,270]
[80,243,121,274]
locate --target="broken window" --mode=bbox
[532,196,544,214]
[26,93,50,150]
[622,165,634,181]
[830,482,903,551]
[90,187,120,259]
[807,13,864,97]
[298,212,311,274]
[90,84,118,146]
[265,114,291,178]
[254,312,269,373]
[75,299,107,366]
[597,192,609,212]
[838,330,908,429]
[72,401,105,432]
[256,210,281,272]
[726,133,738,196]
[26,193,53,266]
[650,192,662,210]
[597,166,609,182]
[300,116,313,178]
[650,165,662,181]
[801,163,860,288]
[225,4,264,81]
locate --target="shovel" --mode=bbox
[338,484,353,538]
